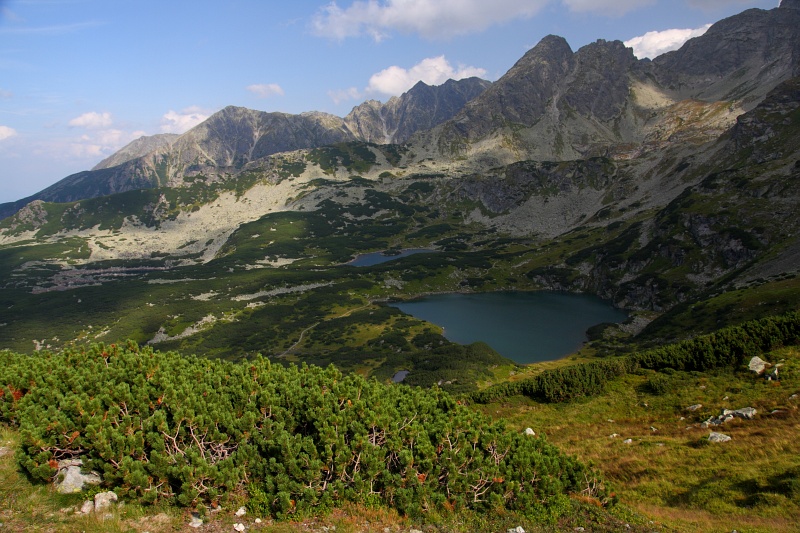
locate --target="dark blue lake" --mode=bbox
[346,248,438,267]
[390,291,627,364]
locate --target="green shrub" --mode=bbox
[0,342,605,519]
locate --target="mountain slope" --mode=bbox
[419,0,800,167]
[92,133,178,170]
[344,77,491,144]
[0,78,491,219]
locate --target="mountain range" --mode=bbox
[0,0,799,357]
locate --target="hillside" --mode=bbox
[0,78,490,220]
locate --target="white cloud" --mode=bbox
[328,87,363,105]
[246,83,285,98]
[68,128,149,160]
[0,125,18,141]
[0,88,12,99]
[562,0,655,15]
[367,56,487,96]
[312,0,546,40]
[624,23,712,59]
[68,111,113,129]
[160,106,210,134]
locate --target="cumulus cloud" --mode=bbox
[68,111,113,129]
[246,83,285,98]
[562,0,655,15]
[160,106,210,134]
[367,56,486,96]
[312,0,546,40]
[0,125,18,141]
[69,128,148,160]
[328,87,363,105]
[624,23,712,59]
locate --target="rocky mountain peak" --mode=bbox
[343,76,490,144]
[524,34,573,60]
[653,2,800,103]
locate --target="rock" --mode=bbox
[255,518,262,524]
[235,506,247,517]
[766,366,779,381]
[650,426,658,432]
[189,514,203,528]
[55,459,102,494]
[704,407,756,426]
[708,432,732,443]
[524,428,536,436]
[234,524,246,532]
[94,491,118,512]
[609,433,620,438]
[623,439,633,444]
[685,404,703,411]
[507,527,526,533]
[726,407,757,420]
[749,356,769,375]
[80,500,94,514]
[0,446,10,457]
[410,530,424,533]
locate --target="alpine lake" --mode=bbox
[348,250,628,364]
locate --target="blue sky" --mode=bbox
[0,0,779,204]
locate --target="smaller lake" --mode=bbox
[346,248,438,267]
[390,291,627,364]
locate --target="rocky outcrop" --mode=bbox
[702,407,757,427]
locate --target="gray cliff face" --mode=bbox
[385,78,492,143]
[161,106,355,173]
[451,35,575,140]
[561,39,638,123]
[424,2,800,163]
[425,35,647,164]
[92,134,178,170]
[343,100,387,144]
[652,2,800,105]
[343,77,491,144]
